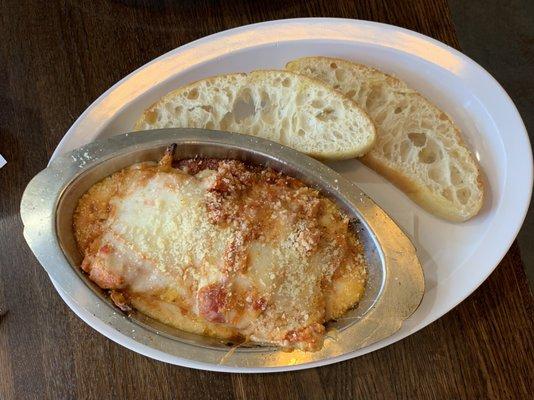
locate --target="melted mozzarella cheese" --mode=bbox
[74,160,367,351]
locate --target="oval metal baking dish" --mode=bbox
[20,128,424,370]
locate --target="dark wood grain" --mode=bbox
[0,1,532,399]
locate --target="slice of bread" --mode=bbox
[134,70,376,160]
[287,57,484,222]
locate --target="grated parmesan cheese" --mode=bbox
[73,158,367,351]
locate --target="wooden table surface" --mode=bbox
[1,1,532,399]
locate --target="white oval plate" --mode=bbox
[48,18,532,372]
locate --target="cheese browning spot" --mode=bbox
[198,283,227,323]
[73,155,367,351]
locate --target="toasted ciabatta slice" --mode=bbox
[287,57,484,222]
[134,70,376,160]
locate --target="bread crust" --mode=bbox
[135,70,376,160]
[287,56,484,222]
[361,153,481,221]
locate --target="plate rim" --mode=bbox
[46,17,533,372]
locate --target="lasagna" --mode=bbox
[73,145,367,351]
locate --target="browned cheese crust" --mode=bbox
[73,155,367,351]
